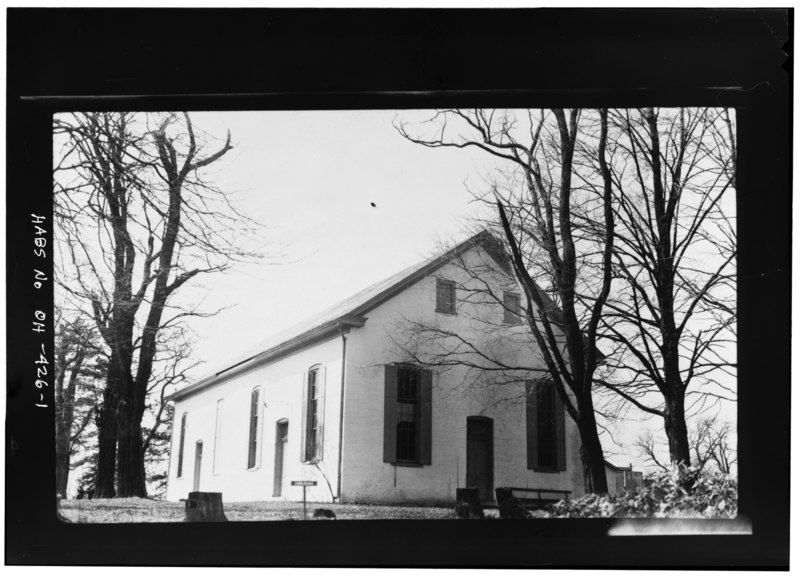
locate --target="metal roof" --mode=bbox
[168,230,504,401]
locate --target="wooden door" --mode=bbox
[466,417,493,501]
[193,440,203,492]
[273,420,288,497]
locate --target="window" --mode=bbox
[525,380,566,471]
[396,366,420,462]
[247,387,261,469]
[435,278,456,314]
[503,292,522,325]
[212,399,223,474]
[383,365,432,466]
[177,412,187,478]
[301,366,325,462]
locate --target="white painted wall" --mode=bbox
[340,244,586,503]
[165,336,343,503]
[166,243,586,505]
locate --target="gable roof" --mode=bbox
[168,230,510,401]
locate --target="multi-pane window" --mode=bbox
[435,278,456,314]
[212,399,223,474]
[247,387,261,469]
[396,366,420,462]
[177,412,187,478]
[305,368,320,460]
[383,364,432,466]
[302,366,325,462]
[503,291,522,325]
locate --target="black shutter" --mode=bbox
[300,371,308,462]
[383,365,398,463]
[248,388,259,468]
[317,365,326,461]
[419,369,433,465]
[177,413,187,477]
[555,388,566,471]
[525,380,537,469]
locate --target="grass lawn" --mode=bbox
[59,498,512,523]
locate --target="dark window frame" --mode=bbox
[395,365,421,464]
[503,291,522,325]
[247,387,261,469]
[177,412,187,478]
[302,365,325,463]
[383,364,432,467]
[435,278,456,314]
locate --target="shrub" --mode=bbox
[546,465,737,518]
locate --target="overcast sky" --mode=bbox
[180,110,496,378]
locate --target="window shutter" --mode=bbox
[256,391,265,469]
[525,380,538,470]
[248,388,260,469]
[300,371,308,462]
[419,369,433,465]
[177,413,187,478]
[383,365,398,463]
[317,365,326,461]
[555,388,566,471]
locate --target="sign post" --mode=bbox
[291,481,317,520]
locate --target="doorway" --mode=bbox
[273,420,289,497]
[466,417,494,502]
[193,440,203,492]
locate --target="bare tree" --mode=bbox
[595,107,736,467]
[397,109,616,492]
[637,417,736,474]
[53,112,258,497]
[691,417,736,475]
[635,431,669,472]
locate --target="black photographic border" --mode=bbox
[6,7,791,569]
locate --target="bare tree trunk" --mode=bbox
[113,334,149,497]
[96,320,136,496]
[117,405,148,497]
[55,415,73,498]
[575,395,608,494]
[664,394,691,466]
[94,384,118,498]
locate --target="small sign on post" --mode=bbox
[291,480,318,520]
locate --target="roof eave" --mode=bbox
[167,314,367,402]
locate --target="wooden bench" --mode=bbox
[505,487,571,509]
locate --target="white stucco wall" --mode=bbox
[166,242,586,505]
[165,336,343,503]
[340,245,586,503]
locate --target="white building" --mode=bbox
[165,231,586,504]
